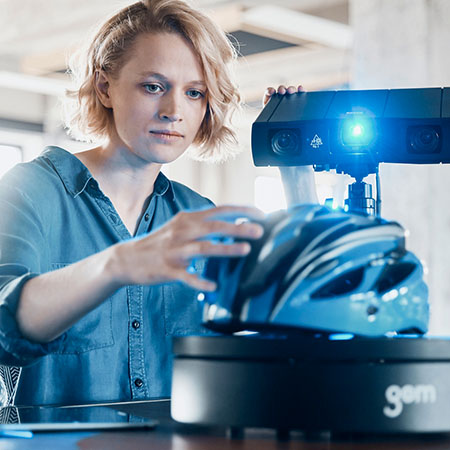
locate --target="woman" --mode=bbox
[0,0,316,406]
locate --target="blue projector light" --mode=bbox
[351,124,363,137]
[341,117,374,147]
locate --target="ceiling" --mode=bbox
[0,0,351,126]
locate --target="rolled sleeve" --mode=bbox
[0,272,65,366]
[0,180,64,367]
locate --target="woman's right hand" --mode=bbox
[17,205,265,344]
[110,205,265,291]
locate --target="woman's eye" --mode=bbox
[187,89,204,99]
[144,84,163,93]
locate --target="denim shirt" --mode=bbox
[0,146,213,406]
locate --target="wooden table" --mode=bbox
[2,399,450,449]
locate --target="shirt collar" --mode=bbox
[153,170,172,198]
[42,146,175,201]
[43,146,92,197]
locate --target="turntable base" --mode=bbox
[171,334,450,434]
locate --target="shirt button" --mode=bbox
[144,213,150,221]
[135,378,143,388]
[132,320,140,330]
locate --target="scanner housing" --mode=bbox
[251,87,450,176]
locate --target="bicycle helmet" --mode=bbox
[201,204,429,337]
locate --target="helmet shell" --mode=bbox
[201,205,429,337]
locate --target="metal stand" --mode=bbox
[345,180,376,215]
[344,164,381,216]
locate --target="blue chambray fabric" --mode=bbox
[0,146,213,406]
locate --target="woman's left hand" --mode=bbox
[263,85,304,107]
[261,84,318,206]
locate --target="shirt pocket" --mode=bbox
[49,263,115,354]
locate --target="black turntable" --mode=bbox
[172,334,450,433]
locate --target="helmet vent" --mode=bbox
[375,262,415,294]
[311,267,365,299]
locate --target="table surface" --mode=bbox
[2,399,450,449]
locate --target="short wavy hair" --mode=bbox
[63,0,241,161]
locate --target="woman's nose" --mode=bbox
[158,93,182,122]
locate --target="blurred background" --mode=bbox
[1,0,450,333]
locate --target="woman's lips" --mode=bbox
[150,130,183,142]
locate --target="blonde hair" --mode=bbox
[64,0,241,161]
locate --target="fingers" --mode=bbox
[200,220,263,240]
[276,85,303,95]
[176,205,265,242]
[172,220,264,245]
[203,204,265,222]
[178,240,251,261]
[263,84,305,106]
[119,205,266,289]
[265,87,276,97]
[176,270,217,292]
[131,205,266,289]
[263,87,276,106]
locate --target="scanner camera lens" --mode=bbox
[271,130,299,155]
[408,126,441,154]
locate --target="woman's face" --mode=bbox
[101,32,208,164]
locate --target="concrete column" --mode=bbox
[350,0,450,334]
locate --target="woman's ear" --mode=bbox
[94,70,113,108]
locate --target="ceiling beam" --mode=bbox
[0,71,68,97]
[236,45,350,103]
[242,5,353,48]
